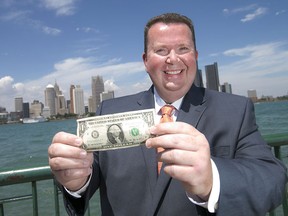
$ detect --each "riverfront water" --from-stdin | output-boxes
[0,101,287,215]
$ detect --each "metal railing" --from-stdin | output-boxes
[0,133,287,216]
[0,166,61,216]
[264,133,288,216]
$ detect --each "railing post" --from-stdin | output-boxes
[0,203,4,216]
[32,181,38,216]
[283,183,288,216]
[53,179,60,216]
[269,211,275,216]
[274,146,281,160]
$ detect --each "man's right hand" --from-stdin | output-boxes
[48,132,93,191]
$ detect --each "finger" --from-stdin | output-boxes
[53,167,92,182]
[159,149,197,166]
[146,134,200,151]
[149,122,198,136]
[163,164,193,179]
[49,156,92,171]
[48,143,88,159]
[52,131,82,147]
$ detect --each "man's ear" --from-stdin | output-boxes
[142,52,147,63]
[142,52,148,71]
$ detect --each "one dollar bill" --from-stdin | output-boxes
[77,109,156,151]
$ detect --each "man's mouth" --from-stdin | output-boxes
[164,70,182,75]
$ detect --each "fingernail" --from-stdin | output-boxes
[149,126,156,134]
[75,138,82,146]
[146,139,151,148]
[80,150,87,158]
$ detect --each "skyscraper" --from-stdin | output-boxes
[91,76,104,112]
[221,82,232,94]
[247,89,258,102]
[30,100,43,117]
[194,69,204,87]
[73,85,85,115]
[100,91,115,102]
[14,97,23,112]
[69,85,75,114]
[45,84,56,116]
[54,81,68,115]
[205,62,220,91]
[22,102,30,118]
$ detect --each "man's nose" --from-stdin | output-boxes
[165,50,179,64]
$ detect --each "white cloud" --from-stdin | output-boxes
[223,4,257,15]
[0,10,31,22]
[0,58,147,112]
[218,41,288,97]
[223,4,268,23]
[42,0,78,16]
[0,10,61,36]
[275,10,286,16]
[104,80,120,92]
[240,7,268,23]
[42,26,61,35]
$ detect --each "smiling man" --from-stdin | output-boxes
[48,13,287,216]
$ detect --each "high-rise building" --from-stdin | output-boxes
[100,91,114,102]
[247,89,258,102]
[30,100,43,117]
[194,69,204,87]
[56,94,68,115]
[88,96,94,113]
[91,76,104,112]
[45,84,56,116]
[45,82,68,116]
[205,62,220,91]
[221,82,232,94]
[69,85,75,114]
[54,81,68,115]
[73,85,85,115]
[23,102,30,118]
[14,97,23,112]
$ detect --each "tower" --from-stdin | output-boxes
[91,76,104,112]
[45,84,56,116]
[73,85,85,115]
[69,85,75,114]
[205,62,220,91]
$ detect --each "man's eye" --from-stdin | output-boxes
[177,47,190,54]
[155,49,168,56]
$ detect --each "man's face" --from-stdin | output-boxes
[143,23,198,103]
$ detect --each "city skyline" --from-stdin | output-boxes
[1,1,288,112]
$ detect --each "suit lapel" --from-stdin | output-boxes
[177,85,207,127]
[137,87,159,197]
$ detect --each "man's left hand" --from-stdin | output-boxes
[146,121,213,201]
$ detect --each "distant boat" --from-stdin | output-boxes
[22,116,48,124]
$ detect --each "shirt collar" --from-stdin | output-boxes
[154,87,184,115]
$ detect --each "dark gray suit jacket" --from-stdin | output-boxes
[62,85,287,216]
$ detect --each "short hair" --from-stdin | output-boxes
[144,13,197,54]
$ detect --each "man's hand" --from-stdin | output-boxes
[146,122,213,201]
[48,132,93,191]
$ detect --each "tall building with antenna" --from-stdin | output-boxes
[69,85,75,114]
[91,76,104,112]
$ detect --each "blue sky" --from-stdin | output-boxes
[0,0,287,112]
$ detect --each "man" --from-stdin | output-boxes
[48,13,287,216]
